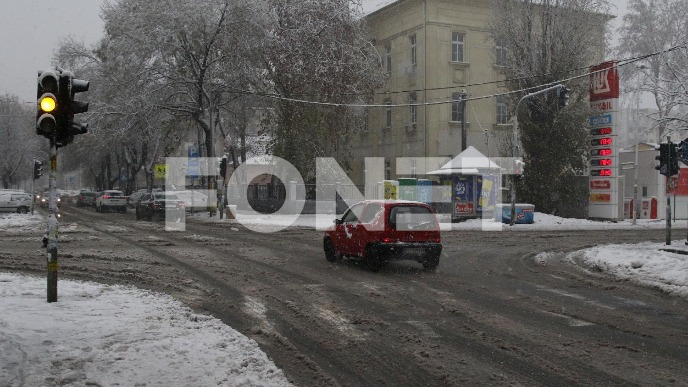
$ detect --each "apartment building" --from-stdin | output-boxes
[349,0,508,184]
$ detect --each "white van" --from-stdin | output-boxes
[0,192,33,214]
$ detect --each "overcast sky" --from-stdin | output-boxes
[0,0,628,104]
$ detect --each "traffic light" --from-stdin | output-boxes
[54,71,90,148]
[669,142,679,176]
[558,86,570,108]
[36,70,60,137]
[515,159,525,175]
[33,160,44,180]
[656,143,670,176]
[219,157,227,179]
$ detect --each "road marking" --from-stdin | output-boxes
[535,285,615,310]
[243,295,276,334]
[315,306,367,340]
[542,311,596,327]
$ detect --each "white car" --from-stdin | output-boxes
[172,190,210,211]
[95,190,128,213]
[0,192,32,214]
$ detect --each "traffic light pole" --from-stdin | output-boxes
[46,143,59,302]
[665,136,672,245]
[31,158,36,215]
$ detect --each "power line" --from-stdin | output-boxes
[236,41,688,108]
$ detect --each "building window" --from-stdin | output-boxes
[496,95,508,124]
[495,39,507,67]
[409,95,417,125]
[385,99,392,128]
[410,34,417,65]
[385,160,392,180]
[451,92,465,122]
[411,158,417,178]
[452,32,464,63]
[385,44,392,74]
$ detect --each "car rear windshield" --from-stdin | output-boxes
[389,205,438,230]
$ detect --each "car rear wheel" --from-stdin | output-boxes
[324,238,341,262]
[16,206,28,214]
[365,245,384,272]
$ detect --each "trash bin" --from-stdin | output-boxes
[623,198,634,219]
[640,197,658,219]
[398,178,417,201]
[495,203,535,224]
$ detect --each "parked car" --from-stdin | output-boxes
[95,190,128,213]
[171,190,209,212]
[135,192,185,221]
[0,192,33,214]
[127,191,147,208]
[76,191,98,208]
[323,200,442,271]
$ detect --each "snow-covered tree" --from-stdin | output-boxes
[490,0,611,216]
[0,95,46,189]
[616,0,688,141]
[261,0,385,181]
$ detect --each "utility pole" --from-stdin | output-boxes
[665,136,672,245]
[460,91,468,151]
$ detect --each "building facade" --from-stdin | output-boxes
[350,0,509,184]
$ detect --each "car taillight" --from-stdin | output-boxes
[382,237,396,243]
[433,236,441,243]
[102,195,110,199]
[180,202,186,207]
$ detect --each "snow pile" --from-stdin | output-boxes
[0,213,43,229]
[569,241,688,298]
[0,273,292,387]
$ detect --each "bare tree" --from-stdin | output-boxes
[260,0,385,182]
[0,95,46,189]
[490,0,611,216]
[616,0,688,141]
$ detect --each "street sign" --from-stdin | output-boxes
[188,145,200,178]
[154,164,166,180]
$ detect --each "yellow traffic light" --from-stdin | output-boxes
[40,95,56,113]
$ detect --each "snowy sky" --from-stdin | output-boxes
[0,0,629,104]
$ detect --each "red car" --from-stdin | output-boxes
[323,200,442,271]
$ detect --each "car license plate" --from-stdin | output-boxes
[405,248,424,256]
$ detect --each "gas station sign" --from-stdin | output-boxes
[589,61,621,219]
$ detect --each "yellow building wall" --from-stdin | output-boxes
[350,0,509,185]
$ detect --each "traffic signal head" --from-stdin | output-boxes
[36,70,60,137]
[669,143,680,176]
[33,160,44,180]
[515,159,525,175]
[219,157,228,178]
[656,143,670,176]
[558,86,570,108]
[54,71,90,148]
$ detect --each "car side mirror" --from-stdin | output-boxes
[334,218,343,225]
